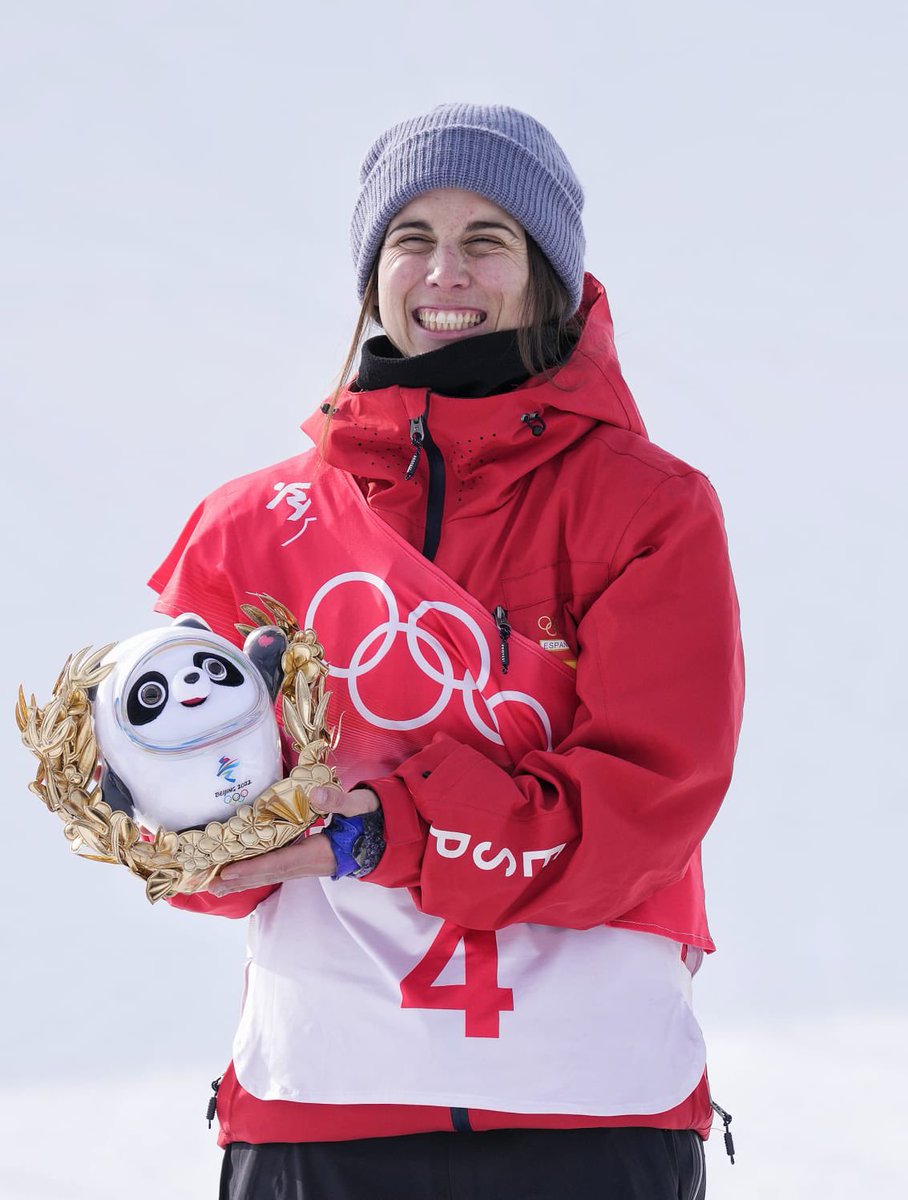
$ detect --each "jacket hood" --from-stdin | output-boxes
[550,274,646,436]
[302,274,646,509]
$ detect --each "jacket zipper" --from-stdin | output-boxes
[406,399,513,672]
[493,605,511,674]
[405,415,425,479]
[405,391,445,563]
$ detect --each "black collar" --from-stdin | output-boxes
[354,326,576,399]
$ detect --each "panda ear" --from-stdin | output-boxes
[172,613,212,632]
[99,762,135,818]
[244,626,288,701]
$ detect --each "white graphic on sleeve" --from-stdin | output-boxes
[304,572,554,749]
[428,826,566,878]
[430,828,473,858]
[267,482,317,545]
[473,842,518,877]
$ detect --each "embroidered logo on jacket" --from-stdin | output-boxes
[266,481,317,545]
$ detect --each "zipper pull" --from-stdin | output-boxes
[710,1098,735,1164]
[405,415,425,479]
[493,606,511,674]
[206,1075,223,1129]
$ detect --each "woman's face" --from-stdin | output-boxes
[376,188,530,358]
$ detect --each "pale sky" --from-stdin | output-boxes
[2,2,906,1195]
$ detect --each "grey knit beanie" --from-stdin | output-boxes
[351,103,585,313]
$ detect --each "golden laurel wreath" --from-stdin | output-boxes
[15,595,339,903]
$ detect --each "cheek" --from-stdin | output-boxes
[480,251,527,287]
[487,263,530,318]
[378,251,417,290]
[377,258,414,323]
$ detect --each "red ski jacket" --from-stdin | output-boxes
[153,274,744,1143]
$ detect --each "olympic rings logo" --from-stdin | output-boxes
[304,572,553,749]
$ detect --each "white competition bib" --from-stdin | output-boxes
[233,878,706,1114]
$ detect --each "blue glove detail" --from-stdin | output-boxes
[325,814,364,880]
[324,810,385,880]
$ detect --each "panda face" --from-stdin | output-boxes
[118,639,268,751]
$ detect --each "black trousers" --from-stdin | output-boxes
[220,1127,707,1200]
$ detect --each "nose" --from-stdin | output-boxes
[426,244,470,289]
[172,667,212,705]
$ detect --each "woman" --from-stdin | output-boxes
[152,103,743,1200]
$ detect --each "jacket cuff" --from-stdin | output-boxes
[362,774,430,889]
[363,737,465,888]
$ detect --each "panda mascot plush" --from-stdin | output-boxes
[91,613,288,833]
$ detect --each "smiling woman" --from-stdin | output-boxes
[149,102,743,1200]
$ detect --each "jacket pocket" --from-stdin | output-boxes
[500,560,609,664]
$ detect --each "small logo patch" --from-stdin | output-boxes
[539,638,570,652]
[536,617,575,667]
[266,481,317,546]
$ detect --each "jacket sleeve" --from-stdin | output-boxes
[166,885,278,919]
[364,471,744,931]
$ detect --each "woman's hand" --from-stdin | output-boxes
[209,785,381,895]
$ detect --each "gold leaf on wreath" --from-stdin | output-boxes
[16,595,338,903]
[239,603,276,628]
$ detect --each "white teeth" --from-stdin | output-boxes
[415,309,485,331]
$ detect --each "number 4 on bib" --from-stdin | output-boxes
[400,922,514,1038]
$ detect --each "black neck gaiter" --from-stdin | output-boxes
[354,325,578,399]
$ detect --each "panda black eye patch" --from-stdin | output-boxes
[127,671,169,725]
[193,652,244,687]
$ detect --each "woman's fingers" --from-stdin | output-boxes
[309,784,380,818]
[210,832,336,895]
[207,788,381,895]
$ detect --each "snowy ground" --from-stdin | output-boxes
[2,1013,905,1198]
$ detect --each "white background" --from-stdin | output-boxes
[2,1,905,1196]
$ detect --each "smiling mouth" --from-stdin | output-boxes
[181,697,206,707]
[414,308,487,332]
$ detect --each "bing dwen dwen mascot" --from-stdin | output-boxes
[17,595,336,902]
